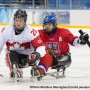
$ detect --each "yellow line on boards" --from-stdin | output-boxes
[0,24,90,29]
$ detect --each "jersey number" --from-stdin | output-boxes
[31,29,37,36]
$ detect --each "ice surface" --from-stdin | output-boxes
[0,27,90,90]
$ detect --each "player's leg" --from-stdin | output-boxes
[30,53,71,80]
[38,53,53,74]
[5,51,23,79]
[31,53,53,80]
[18,53,29,68]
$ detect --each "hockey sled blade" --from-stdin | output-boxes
[46,71,65,79]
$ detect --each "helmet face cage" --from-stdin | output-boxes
[14,9,27,22]
[43,15,57,25]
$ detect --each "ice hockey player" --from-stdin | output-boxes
[0,9,53,80]
[36,14,89,78]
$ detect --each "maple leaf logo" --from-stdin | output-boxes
[9,43,25,50]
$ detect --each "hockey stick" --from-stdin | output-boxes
[79,30,90,48]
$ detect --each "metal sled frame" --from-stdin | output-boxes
[11,64,23,82]
[46,66,66,79]
[30,64,68,81]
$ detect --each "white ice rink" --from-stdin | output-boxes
[0,27,90,90]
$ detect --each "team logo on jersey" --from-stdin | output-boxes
[6,42,30,51]
[9,43,25,50]
[46,42,59,55]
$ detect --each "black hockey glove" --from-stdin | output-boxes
[79,33,89,45]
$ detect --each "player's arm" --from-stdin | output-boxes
[64,29,89,47]
[31,35,46,58]
[63,29,78,46]
[30,29,46,57]
[0,27,7,53]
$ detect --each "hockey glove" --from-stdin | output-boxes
[47,49,54,56]
[79,32,89,45]
[28,52,41,65]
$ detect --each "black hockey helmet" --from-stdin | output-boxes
[14,9,27,22]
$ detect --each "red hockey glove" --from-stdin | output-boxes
[28,52,41,65]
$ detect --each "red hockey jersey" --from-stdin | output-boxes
[38,28,78,56]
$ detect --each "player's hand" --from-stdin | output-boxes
[47,49,54,56]
[28,52,41,64]
[29,53,37,61]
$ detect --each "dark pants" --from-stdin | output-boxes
[9,51,29,68]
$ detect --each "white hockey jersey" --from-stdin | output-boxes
[0,25,46,57]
